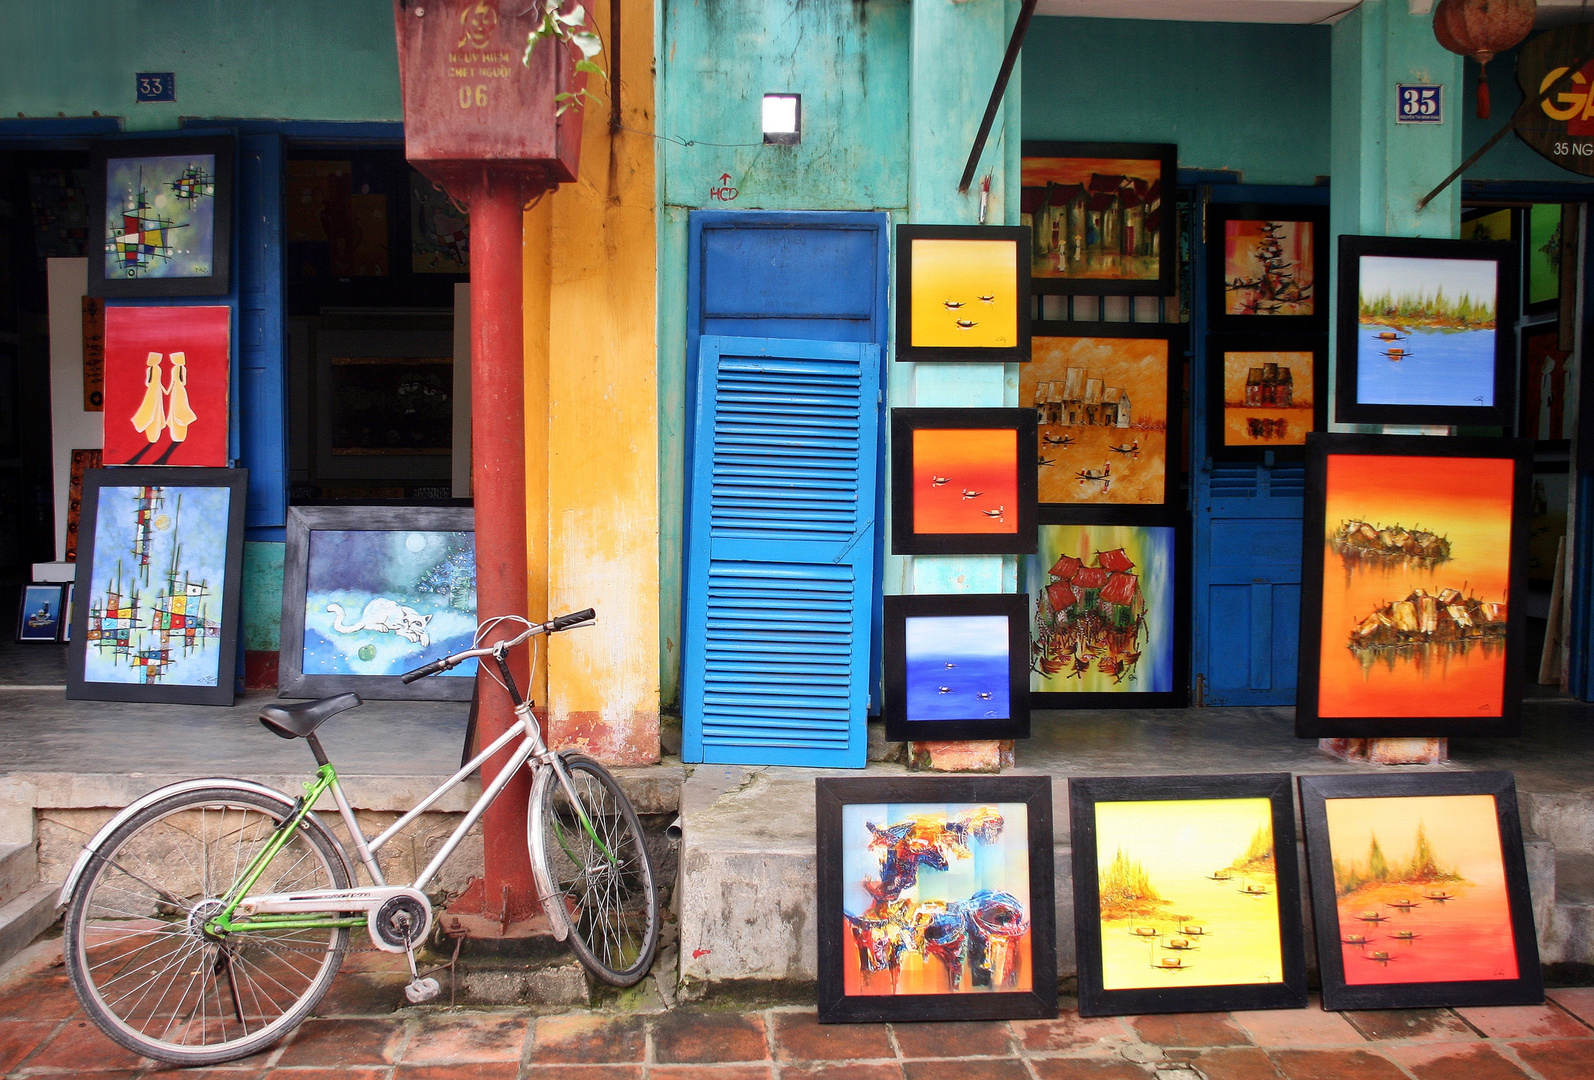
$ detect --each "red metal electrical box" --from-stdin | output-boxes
[393,0,585,192]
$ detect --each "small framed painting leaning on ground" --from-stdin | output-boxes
[1335,234,1518,427]
[17,584,65,643]
[816,775,1057,1023]
[890,408,1038,556]
[1298,771,1543,1011]
[1070,773,1308,1017]
[894,224,1031,363]
[883,593,1030,743]
[1295,433,1531,739]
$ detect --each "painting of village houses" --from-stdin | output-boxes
[1022,334,1171,506]
[1217,346,1318,450]
[1021,143,1174,292]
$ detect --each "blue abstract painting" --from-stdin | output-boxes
[904,615,1012,723]
[103,153,218,281]
[301,529,477,678]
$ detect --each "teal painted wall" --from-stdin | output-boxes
[241,541,285,652]
[1022,17,1333,186]
[2,0,401,129]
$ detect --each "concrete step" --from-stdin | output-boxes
[1543,850,1594,965]
[0,883,60,970]
[0,842,37,908]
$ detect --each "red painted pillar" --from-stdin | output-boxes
[465,169,540,914]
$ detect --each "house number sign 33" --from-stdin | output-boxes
[135,73,175,104]
[1396,84,1442,124]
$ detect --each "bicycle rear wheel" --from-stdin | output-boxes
[63,785,351,1065]
[530,752,660,986]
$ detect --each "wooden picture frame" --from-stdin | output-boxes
[1070,773,1308,1017]
[1298,771,1543,1011]
[88,135,234,298]
[17,584,65,643]
[1205,203,1328,331]
[67,468,247,705]
[1025,323,1180,508]
[1335,234,1518,427]
[1028,506,1189,708]
[1205,334,1325,461]
[883,592,1030,742]
[890,408,1038,555]
[1296,433,1531,739]
[894,224,1031,363]
[280,505,477,701]
[816,774,1057,1023]
[1020,141,1177,296]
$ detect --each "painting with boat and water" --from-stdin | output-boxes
[817,776,1057,1023]
[1071,774,1307,1016]
[894,224,1030,363]
[1335,235,1517,427]
[890,408,1038,556]
[884,593,1029,742]
[1300,772,1543,1010]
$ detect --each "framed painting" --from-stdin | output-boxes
[280,505,478,701]
[883,593,1029,742]
[1526,202,1562,314]
[816,774,1056,1023]
[17,584,65,643]
[1020,141,1177,296]
[1296,434,1531,739]
[1206,203,1327,331]
[66,468,247,705]
[1520,328,1570,443]
[1459,206,1515,245]
[1335,235,1518,427]
[1206,335,1325,461]
[88,135,234,298]
[1071,773,1307,1017]
[102,305,230,467]
[1023,325,1178,508]
[894,225,1031,363]
[1027,508,1188,708]
[890,408,1038,555]
[1298,771,1543,1011]
[65,449,103,562]
[62,584,75,643]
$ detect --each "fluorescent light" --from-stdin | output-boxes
[762,94,800,144]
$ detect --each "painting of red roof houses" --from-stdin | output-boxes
[1022,146,1172,287]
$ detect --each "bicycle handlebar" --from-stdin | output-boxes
[399,608,597,683]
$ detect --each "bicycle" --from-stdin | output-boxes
[57,608,661,1066]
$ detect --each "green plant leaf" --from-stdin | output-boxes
[575,58,607,79]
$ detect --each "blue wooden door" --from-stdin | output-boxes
[236,133,287,536]
[1190,185,1326,706]
[682,335,881,767]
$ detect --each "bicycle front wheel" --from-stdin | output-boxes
[63,785,352,1066]
[530,753,660,986]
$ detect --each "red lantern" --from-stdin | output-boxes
[1433,0,1538,118]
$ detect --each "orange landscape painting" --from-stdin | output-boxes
[1317,454,1515,719]
[912,428,1020,535]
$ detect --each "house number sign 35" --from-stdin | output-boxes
[1396,84,1442,124]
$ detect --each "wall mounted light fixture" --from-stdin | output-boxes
[762,94,800,144]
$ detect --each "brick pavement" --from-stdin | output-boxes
[4,940,1594,1079]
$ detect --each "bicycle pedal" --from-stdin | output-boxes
[404,976,442,1004]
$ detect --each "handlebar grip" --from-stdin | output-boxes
[550,608,596,632]
[401,658,450,683]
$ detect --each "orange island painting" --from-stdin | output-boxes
[1316,452,1515,720]
[1094,798,1286,991]
[1324,794,1517,986]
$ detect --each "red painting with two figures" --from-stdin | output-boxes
[102,306,230,467]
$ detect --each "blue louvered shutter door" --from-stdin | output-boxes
[682,335,881,768]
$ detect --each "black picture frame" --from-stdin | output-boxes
[816,774,1057,1023]
[1028,505,1190,709]
[1205,203,1328,331]
[1296,433,1531,739]
[1205,333,1326,462]
[1334,234,1518,427]
[1027,321,1182,509]
[17,584,65,643]
[280,505,477,701]
[1070,772,1308,1017]
[67,468,247,705]
[88,135,235,298]
[894,224,1032,363]
[1020,141,1177,297]
[883,592,1030,742]
[1298,771,1544,1012]
[890,408,1038,555]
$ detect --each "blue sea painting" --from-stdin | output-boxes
[904,615,1011,722]
[302,530,478,678]
[1356,325,1496,407]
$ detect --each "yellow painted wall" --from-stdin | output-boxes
[524,0,659,765]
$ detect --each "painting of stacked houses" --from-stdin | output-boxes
[81,483,231,686]
[1021,148,1169,286]
[1021,335,1170,505]
[1221,349,1316,448]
